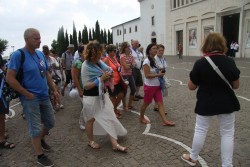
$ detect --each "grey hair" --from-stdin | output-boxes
[24,28,39,40]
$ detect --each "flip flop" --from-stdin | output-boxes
[181,154,197,166]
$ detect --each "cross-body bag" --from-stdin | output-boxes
[204,56,232,89]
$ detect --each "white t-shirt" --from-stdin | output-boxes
[131,48,144,69]
[143,58,160,86]
[154,55,167,70]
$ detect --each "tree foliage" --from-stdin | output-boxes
[0,38,8,56]
[55,20,113,52]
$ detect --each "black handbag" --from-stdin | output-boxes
[52,74,61,84]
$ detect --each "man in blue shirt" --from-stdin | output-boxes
[6,28,59,167]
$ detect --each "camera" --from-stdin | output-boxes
[161,69,166,73]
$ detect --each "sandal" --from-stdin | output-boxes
[0,140,15,149]
[112,144,128,153]
[181,154,197,166]
[140,117,150,124]
[114,110,122,119]
[162,121,175,126]
[88,141,100,149]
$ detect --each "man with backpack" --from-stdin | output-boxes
[6,28,59,167]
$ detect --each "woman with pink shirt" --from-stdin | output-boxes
[120,42,137,110]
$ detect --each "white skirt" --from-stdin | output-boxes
[82,93,127,139]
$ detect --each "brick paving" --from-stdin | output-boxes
[1,56,250,167]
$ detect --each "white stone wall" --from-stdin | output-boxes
[112,0,250,57]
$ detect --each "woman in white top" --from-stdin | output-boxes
[140,43,175,126]
[154,44,169,113]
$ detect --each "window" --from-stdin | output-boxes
[117,29,119,36]
[173,0,176,8]
[152,16,155,26]
[120,30,121,35]
[129,27,131,33]
[186,0,189,4]
[124,28,126,34]
[181,0,184,5]
[135,26,137,32]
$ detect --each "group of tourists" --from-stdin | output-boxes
[0,27,240,167]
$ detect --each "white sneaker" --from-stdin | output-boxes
[80,125,85,130]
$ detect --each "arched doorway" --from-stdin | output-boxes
[151,31,157,44]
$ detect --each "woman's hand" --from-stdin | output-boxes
[100,71,111,81]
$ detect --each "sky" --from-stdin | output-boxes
[0,0,140,57]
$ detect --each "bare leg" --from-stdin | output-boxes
[140,102,150,124]
[157,102,174,126]
[85,118,95,141]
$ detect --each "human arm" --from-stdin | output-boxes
[232,79,239,89]
[143,64,164,79]
[72,65,83,97]
[83,71,111,90]
[188,79,198,90]
[6,69,34,99]
[46,71,60,101]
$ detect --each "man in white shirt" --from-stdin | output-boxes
[131,40,144,100]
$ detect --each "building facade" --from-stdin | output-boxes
[111,0,250,58]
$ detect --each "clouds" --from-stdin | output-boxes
[0,0,140,56]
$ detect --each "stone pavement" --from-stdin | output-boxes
[1,56,250,167]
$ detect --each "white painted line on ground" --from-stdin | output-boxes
[169,66,191,71]
[241,76,250,78]
[10,102,21,108]
[169,79,187,86]
[237,95,250,102]
[130,109,208,167]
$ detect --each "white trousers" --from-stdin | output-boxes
[190,113,235,167]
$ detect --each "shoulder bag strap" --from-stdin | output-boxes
[204,56,232,89]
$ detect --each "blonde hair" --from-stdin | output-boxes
[84,40,103,62]
[119,42,130,54]
[200,32,228,54]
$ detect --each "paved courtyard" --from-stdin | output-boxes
[1,56,250,167]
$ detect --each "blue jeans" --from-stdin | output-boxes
[21,97,55,137]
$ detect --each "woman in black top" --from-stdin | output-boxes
[181,33,240,167]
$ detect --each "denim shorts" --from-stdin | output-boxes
[21,97,55,137]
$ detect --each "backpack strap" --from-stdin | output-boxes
[17,49,25,83]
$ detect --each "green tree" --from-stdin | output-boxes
[51,40,58,52]
[95,20,101,42]
[57,26,66,56]
[82,25,89,44]
[0,38,8,56]
[89,28,92,41]
[72,22,78,52]
[108,29,112,44]
[78,30,82,44]
[65,30,69,49]
[103,29,107,44]
[92,28,96,40]
[70,34,73,45]
[100,29,104,43]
